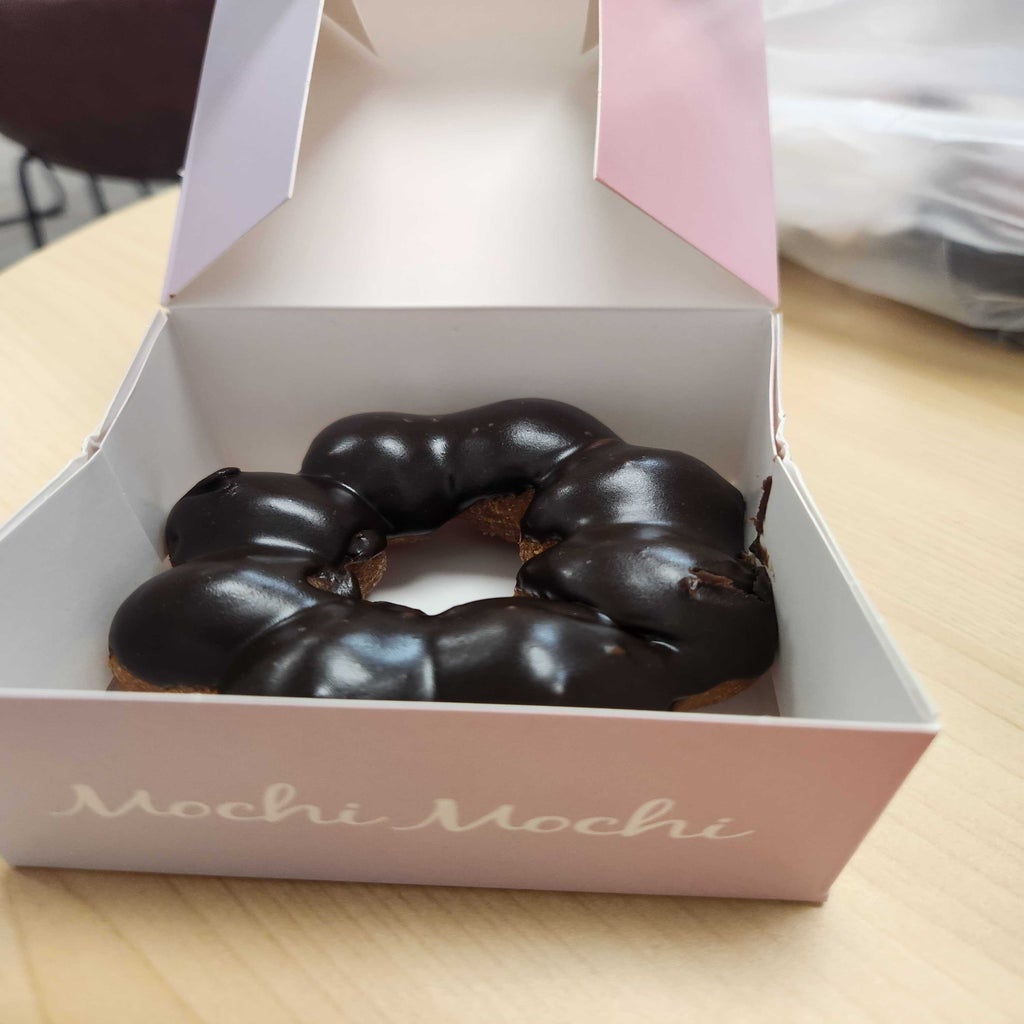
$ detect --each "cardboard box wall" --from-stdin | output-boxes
[0,0,937,901]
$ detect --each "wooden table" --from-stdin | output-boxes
[0,192,1021,1023]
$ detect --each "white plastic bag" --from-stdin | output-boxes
[765,0,1024,339]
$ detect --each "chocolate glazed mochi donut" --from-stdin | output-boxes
[109,399,777,711]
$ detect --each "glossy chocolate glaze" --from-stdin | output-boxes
[166,469,389,566]
[521,440,746,552]
[301,398,617,534]
[222,602,435,701]
[223,598,700,709]
[109,399,777,708]
[516,524,776,686]
[109,556,337,690]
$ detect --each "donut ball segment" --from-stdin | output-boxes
[516,524,778,705]
[108,402,777,710]
[164,467,389,571]
[218,599,688,710]
[299,400,617,535]
[109,555,341,693]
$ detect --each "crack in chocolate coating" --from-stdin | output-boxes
[109,399,777,708]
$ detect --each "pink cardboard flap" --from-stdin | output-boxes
[597,0,778,305]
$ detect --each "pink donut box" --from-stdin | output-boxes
[0,0,936,902]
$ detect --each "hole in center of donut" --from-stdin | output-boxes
[371,518,524,615]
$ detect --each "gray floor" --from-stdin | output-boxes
[0,134,168,269]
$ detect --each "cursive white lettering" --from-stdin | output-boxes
[573,816,622,835]
[619,798,707,839]
[259,783,381,826]
[168,800,211,819]
[337,803,388,827]
[699,817,755,840]
[51,785,170,818]
[49,785,754,841]
[520,815,571,833]
[217,801,260,821]
[392,799,521,833]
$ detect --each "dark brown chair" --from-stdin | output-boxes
[0,0,214,245]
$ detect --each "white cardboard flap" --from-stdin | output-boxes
[323,0,374,52]
[168,0,777,309]
[768,464,936,723]
[163,0,325,301]
[0,455,162,693]
[346,0,592,79]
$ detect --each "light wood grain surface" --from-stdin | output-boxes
[0,192,1021,1023]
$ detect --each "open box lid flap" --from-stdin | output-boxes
[164,0,778,308]
[163,0,326,304]
[595,0,778,306]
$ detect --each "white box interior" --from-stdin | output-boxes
[0,0,934,731]
[172,5,768,309]
[0,306,934,729]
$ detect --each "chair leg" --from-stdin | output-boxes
[2,152,68,249]
[87,175,109,215]
[18,152,47,248]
